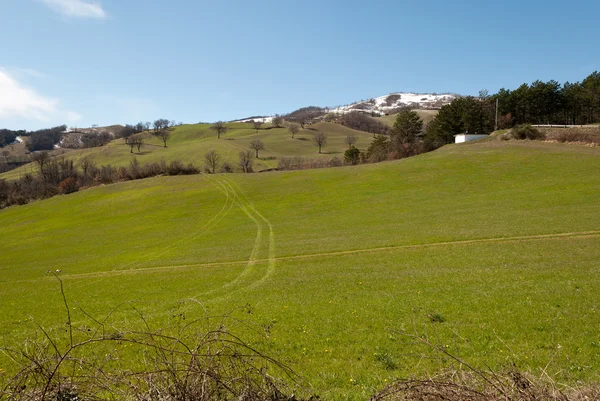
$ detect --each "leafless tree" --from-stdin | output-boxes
[249,139,265,158]
[312,131,327,153]
[32,151,50,171]
[211,121,228,139]
[204,150,221,174]
[238,150,253,173]
[153,128,171,147]
[272,114,284,128]
[128,134,144,153]
[296,111,310,128]
[345,134,358,148]
[252,120,263,133]
[153,119,170,133]
[287,123,300,138]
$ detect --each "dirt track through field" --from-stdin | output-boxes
[40,229,600,283]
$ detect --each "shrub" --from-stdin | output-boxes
[344,146,361,165]
[509,124,545,140]
[220,162,234,173]
[329,157,343,167]
[58,177,79,194]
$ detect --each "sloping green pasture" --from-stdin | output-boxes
[0,122,373,180]
[0,141,599,400]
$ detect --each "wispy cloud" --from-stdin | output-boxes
[0,68,80,124]
[40,0,107,19]
[10,67,47,79]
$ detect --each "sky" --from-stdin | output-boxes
[1,0,599,130]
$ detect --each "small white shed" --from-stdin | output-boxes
[455,134,488,143]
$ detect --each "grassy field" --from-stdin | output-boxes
[377,109,439,127]
[0,122,374,180]
[1,140,599,399]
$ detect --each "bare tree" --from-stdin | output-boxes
[249,139,265,158]
[204,150,221,174]
[211,121,228,139]
[252,120,263,133]
[272,114,284,128]
[153,129,171,147]
[153,119,170,133]
[128,134,144,153]
[344,134,358,148]
[238,150,253,173]
[32,151,50,171]
[296,111,310,128]
[312,131,327,153]
[287,123,300,138]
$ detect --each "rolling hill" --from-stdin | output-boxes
[0,121,375,180]
[1,140,599,399]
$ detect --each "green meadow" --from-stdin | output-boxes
[1,140,599,400]
[0,121,373,181]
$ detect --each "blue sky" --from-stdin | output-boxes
[1,0,599,130]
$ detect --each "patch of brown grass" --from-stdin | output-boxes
[541,127,600,146]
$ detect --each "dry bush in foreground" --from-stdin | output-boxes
[0,276,302,401]
[372,326,600,401]
[372,374,600,401]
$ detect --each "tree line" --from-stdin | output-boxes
[425,71,600,147]
[0,153,199,210]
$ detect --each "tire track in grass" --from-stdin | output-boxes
[115,174,235,271]
[202,177,265,294]
[193,178,274,301]
[222,177,276,289]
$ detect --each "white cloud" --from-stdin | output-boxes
[10,67,47,79]
[0,69,58,121]
[0,69,81,124]
[40,0,107,19]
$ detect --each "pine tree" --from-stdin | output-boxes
[391,110,423,145]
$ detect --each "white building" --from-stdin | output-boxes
[455,133,488,143]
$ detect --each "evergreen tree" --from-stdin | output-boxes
[390,110,423,146]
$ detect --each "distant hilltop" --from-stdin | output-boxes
[331,92,458,116]
[234,92,459,123]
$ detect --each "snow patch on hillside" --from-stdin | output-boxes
[331,92,458,116]
[232,92,458,123]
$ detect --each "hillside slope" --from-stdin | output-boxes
[0,122,375,180]
[1,141,599,399]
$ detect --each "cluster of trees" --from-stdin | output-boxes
[495,72,600,126]
[365,110,427,162]
[0,154,198,210]
[121,118,177,152]
[0,129,23,147]
[425,96,494,147]
[284,106,326,128]
[425,71,600,147]
[339,112,389,136]
[26,125,67,152]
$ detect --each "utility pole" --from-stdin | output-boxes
[494,98,499,131]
